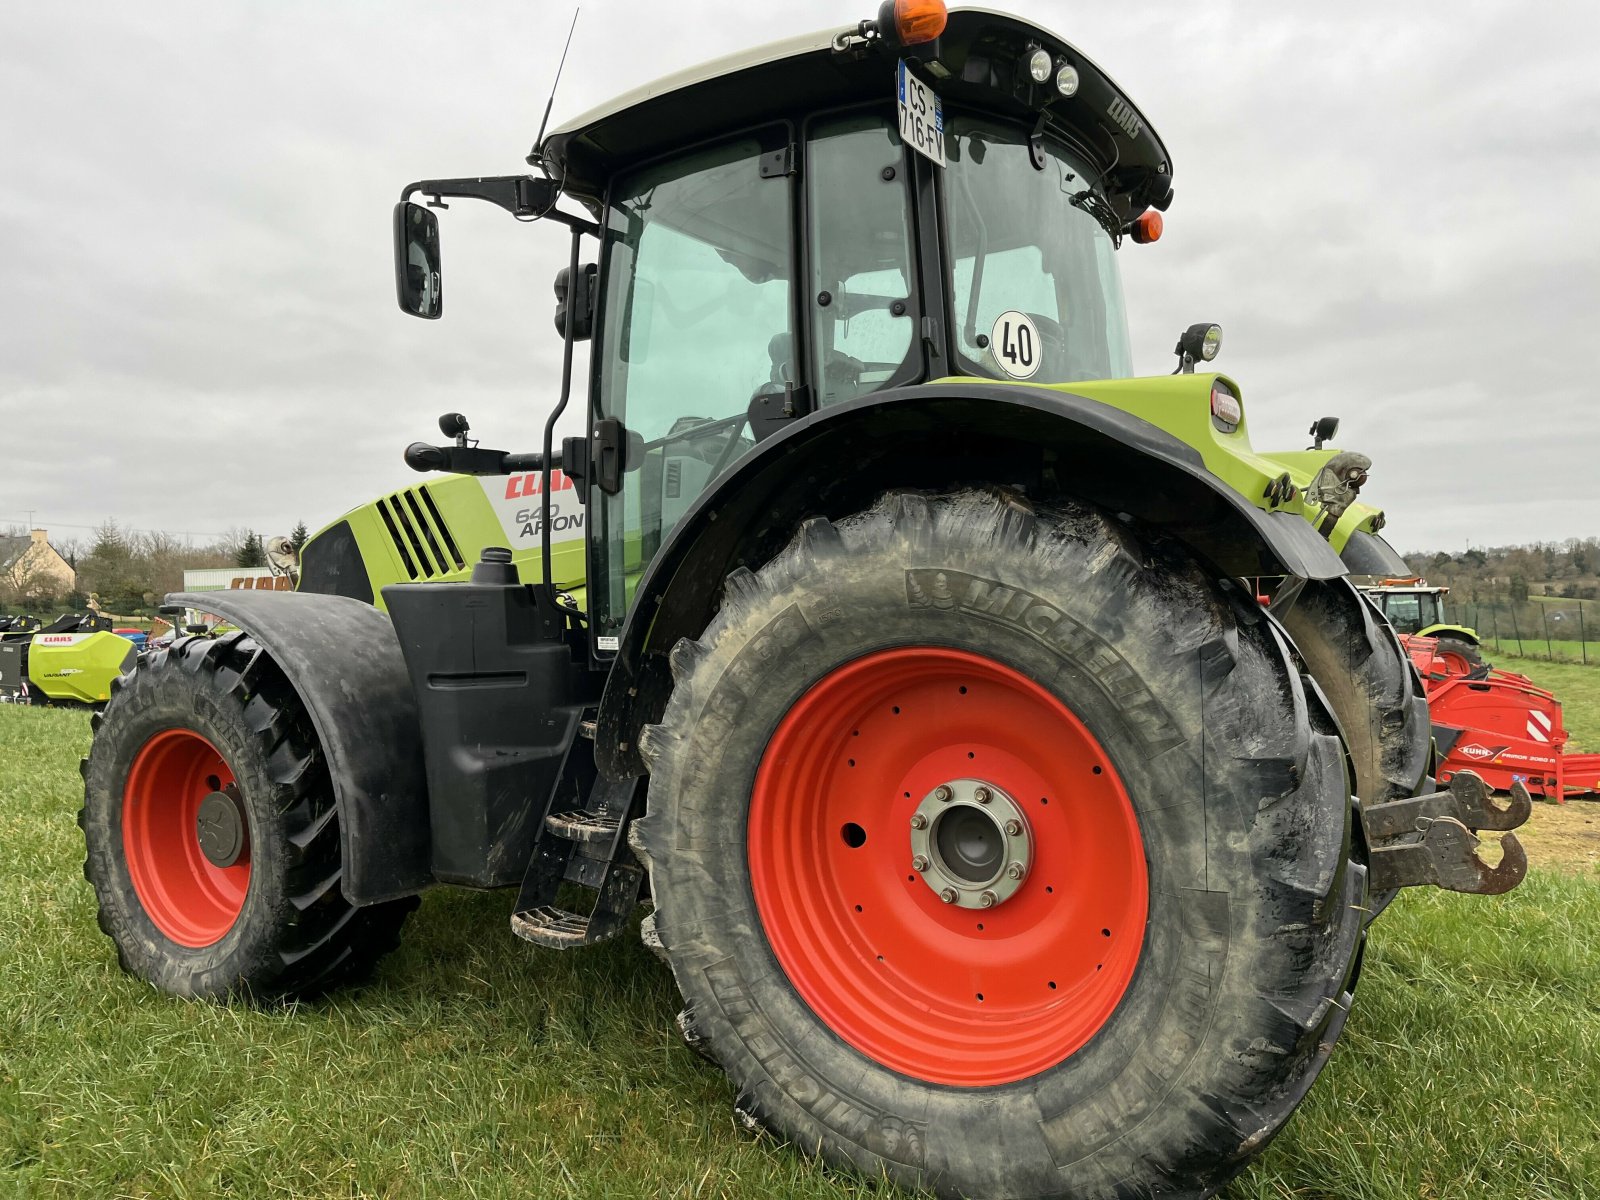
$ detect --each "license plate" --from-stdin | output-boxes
[897,60,944,167]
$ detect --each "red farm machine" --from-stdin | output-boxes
[74,5,1531,1198]
[1401,634,1600,801]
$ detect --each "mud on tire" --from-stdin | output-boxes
[1278,580,1432,920]
[80,631,416,1000]
[636,489,1368,1200]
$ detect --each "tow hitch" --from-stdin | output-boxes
[1365,771,1530,895]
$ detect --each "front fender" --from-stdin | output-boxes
[594,382,1348,779]
[167,591,430,904]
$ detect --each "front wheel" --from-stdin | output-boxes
[81,632,416,1000]
[637,490,1366,1200]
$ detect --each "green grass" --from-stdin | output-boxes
[4,707,1599,1200]
[1480,637,1600,668]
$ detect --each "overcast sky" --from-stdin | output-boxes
[2,1,1596,554]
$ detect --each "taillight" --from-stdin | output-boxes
[1210,380,1241,433]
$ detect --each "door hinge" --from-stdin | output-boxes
[759,144,797,179]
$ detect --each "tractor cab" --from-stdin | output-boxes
[389,5,1179,641]
[1366,580,1449,635]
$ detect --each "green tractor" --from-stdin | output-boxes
[1358,578,1486,673]
[81,6,1528,1197]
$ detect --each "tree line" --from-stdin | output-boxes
[1,520,310,616]
[1401,536,1599,602]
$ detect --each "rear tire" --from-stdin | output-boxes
[637,490,1366,1200]
[80,632,416,1000]
[1433,636,1486,676]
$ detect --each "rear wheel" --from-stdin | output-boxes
[1433,636,1486,676]
[81,632,416,999]
[637,490,1366,1200]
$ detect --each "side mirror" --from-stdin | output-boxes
[553,262,597,340]
[393,201,442,319]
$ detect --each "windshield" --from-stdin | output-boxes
[944,115,1132,383]
[1384,593,1422,632]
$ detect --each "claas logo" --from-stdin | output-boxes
[504,470,575,499]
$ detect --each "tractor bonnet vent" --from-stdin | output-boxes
[376,485,467,580]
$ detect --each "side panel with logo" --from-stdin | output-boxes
[27,632,137,704]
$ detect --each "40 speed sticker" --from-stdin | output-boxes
[990,310,1042,380]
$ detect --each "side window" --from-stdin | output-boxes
[600,139,794,440]
[593,131,795,632]
[808,113,918,406]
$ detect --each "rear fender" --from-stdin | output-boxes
[1419,624,1479,644]
[594,382,1349,779]
[167,591,430,904]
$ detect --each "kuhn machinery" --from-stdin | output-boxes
[79,6,1528,1198]
[1401,634,1600,800]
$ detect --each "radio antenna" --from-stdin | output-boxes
[526,8,581,169]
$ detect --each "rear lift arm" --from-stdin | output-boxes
[1363,771,1530,895]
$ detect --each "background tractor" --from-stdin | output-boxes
[79,5,1527,1198]
[1359,577,1485,673]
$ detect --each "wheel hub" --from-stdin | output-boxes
[196,786,248,868]
[910,778,1031,908]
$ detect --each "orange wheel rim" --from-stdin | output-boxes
[122,729,250,947]
[748,647,1148,1086]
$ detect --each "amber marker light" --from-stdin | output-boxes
[1130,210,1163,244]
[893,0,948,45]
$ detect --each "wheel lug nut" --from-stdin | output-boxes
[979,890,997,908]
[1003,819,1021,836]
[974,786,991,804]
[910,813,928,829]
[939,887,958,904]
[1006,861,1024,880]
[912,854,930,872]
[934,785,952,802]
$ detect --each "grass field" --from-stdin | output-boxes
[1480,638,1600,670]
[4,704,1599,1200]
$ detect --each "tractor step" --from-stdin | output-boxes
[545,808,622,843]
[1364,771,1530,895]
[510,771,646,951]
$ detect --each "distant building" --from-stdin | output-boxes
[181,568,291,593]
[0,529,76,602]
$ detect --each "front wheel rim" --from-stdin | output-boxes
[748,647,1149,1087]
[122,729,251,947]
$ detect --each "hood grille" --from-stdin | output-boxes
[376,485,466,579]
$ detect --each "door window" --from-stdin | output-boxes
[592,130,794,632]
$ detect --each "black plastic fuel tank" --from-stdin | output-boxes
[383,552,600,888]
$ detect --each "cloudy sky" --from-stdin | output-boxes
[2,1,1596,554]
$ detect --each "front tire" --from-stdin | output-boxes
[81,632,416,1000]
[637,490,1366,1200]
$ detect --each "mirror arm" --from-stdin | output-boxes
[403,443,560,476]
[400,176,597,233]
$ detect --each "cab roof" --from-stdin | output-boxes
[542,7,1172,224]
